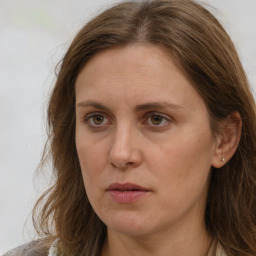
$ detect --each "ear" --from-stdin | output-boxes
[211,111,242,168]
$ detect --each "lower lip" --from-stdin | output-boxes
[108,190,149,203]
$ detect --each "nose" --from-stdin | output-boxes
[108,125,142,169]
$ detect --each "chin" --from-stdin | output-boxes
[101,210,160,237]
[109,223,151,237]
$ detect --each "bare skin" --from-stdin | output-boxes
[75,44,240,256]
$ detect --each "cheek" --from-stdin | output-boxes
[147,142,212,220]
[148,129,214,193]
[76,136,108,189]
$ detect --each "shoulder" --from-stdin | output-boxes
[2,239,50,256]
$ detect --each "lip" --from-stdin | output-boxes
[106,183,150,204]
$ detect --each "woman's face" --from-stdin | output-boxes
[75,45,219,237]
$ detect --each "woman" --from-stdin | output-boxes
[4,0,256,255]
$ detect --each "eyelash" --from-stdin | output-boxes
[84,112,111,129]
[84,111,172,129]
[143,112,171,128]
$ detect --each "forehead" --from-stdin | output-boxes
[87,44,178,70]
[76,45,184,91]
[75,44,207,114]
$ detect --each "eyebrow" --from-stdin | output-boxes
[76,100,184,112]
[134,102,184,111]
[76,101,110,111]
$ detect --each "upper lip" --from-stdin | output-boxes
[107,183,149,191]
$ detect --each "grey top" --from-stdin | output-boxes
[2,240,49,256]
[2,238,227,256]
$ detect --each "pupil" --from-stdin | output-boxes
[93,115,104,125]
[151,115,162,125]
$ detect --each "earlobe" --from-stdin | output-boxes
[211,111,242,168]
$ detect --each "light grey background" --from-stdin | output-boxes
[1,0,256,253]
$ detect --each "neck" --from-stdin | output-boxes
[101,220,213,256]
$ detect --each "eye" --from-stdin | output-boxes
[149,115,165,125]
[91,115,105,125]
[85,113,110,128]
[145,113,171,127]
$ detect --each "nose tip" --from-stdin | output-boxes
[108,146,142,169]
[108,157,136,169]
[108,131,142,169]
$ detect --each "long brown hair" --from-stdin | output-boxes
[33,0,256,255]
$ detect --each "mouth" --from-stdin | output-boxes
[107,182,149,191]
[106,183,150,203]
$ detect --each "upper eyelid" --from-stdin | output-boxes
[84,110,171,118]
[143,111,172,120]
[84,111,110,119]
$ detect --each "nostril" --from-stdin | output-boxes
[108,145,143,169]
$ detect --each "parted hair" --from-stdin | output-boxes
[33,0,256,255]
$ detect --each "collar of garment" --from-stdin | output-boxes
[207,239,227,256]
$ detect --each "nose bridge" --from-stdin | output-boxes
[108,120,141,168]
[112,121,134,154]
